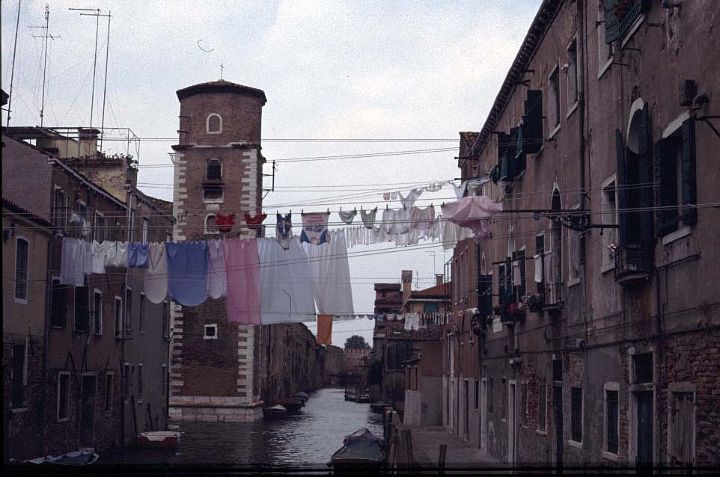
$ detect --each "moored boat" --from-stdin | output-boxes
[263,404,287,420]
[136,431,182,449]
[276,399,304,415]
[329,427,385,472]
[293,391,309,402]
[369,402,390,413]
[25,448,99,466]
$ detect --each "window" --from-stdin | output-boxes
[11,340,28,408]
[568,205,581,285]
[122,363,131,398]
[552,358,563,382]
[538,382,547,432]
[93,289,103,335]
[501,378,507,419]
[655,118,697,237]
[205,214,219,235]
[204,323,218,340]
[512,249,526,302]
[114,296,123,338]
[94,212,105,242]
[139,293,146,332]
[535,233,545,293]
[137,364,144,398]
[57,372,70,421]
[14,237,29,302]
[603,0,649,44]
[597,2,614,76]
[125,288,132,333]
[51,277,67,327]
[162,301,169,339]
[601,178,618,270]
[633,352,653,383]
[605,388,619,455]
[548,66,560,133]
[571,387,583,443]
[161,364,167,396]
[53,187,67,230]
[207,159,222,180]
[104,373,113,411]
[566,39,578,111]
[74,286,90,333]
[142,218,149,243]
[203,185,224,203]
[206,113,222,134]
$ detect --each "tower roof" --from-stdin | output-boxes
[176,79,267,104]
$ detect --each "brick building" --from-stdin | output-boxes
[169,80,269,422]
[447,0,720,467]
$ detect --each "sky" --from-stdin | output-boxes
[1,0,542,346]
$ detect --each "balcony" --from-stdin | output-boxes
[614,244,652,288]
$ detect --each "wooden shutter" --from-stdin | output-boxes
[681,118,697,225]
[603,0,621,43]
[498,264,506,305]
[523,90,543,153]
[654,139,679,236]
[615,129,629,246]
[638,104,655,247]
[514,126,526,175]
[499,132,513,182]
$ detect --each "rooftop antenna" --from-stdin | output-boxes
[69,7,101,127]
[29,4,60,127]
[220,63,224,80]
[5,0,22,128]
[98,10,112,153]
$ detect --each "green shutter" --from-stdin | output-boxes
[654,139,679,237]
[616,129,629,245]
[681,118,697,225]
[604,0,621,44]
[638,104,655,245]
[514,125,526,175]
[523,90,543,154]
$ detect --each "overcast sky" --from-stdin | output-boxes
[2,0,541,346]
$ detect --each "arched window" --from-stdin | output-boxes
[207,159,222,180]
[549,188,562,304]
[204,215,219,235]
[206,113,222,134]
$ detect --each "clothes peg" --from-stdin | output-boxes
[326,208,330,214]
[385,204,389,210]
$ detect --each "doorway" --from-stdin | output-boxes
[508,381,516,465]
[80,375,97,447]
[553,384,563,467]
[636,391,654,465]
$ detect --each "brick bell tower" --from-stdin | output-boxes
[169,80,267,422]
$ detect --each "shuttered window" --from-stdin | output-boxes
[571,387,583,443]
[603,0,650,44]
[74,286,90,333]
[669,391,695,465]
[655,118,697,236]
[523,90,543,153]
[14,238,29,301]
[51,278,67,328]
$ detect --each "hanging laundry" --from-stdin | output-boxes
[513,259,521,286]
[105,241,128,268]
[389,207,409,235]
[276,213,292,249]
[207,239,227,299]
[360,207,377,229]
[316,314,333,345]
[60,238,86,286]
[299,212,330,245]
[383,192,391,201]
[144,242,168,304]
[441,195,503,241]
[216,213,235,233]
[424,182,443,193]
[390,191,398,200]
[91,240,109,274]
[404,312,420,331]
[381,208,394,234]
[399,188,423,208]
[338,208,357,225]
[302,231,354,316]
[128,242,150,268]
[409,205,435,232]
[452,181,468,199]
[166,241,209,306]
[244,212,267,230]
[534,254,543,283]
[467,177,491,194]
[224,238,261,325]
[258,237,316,324]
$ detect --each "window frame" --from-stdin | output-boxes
[603,382,620,460]
[204,323,218,340]
[93,288,103,336]
[547,65,561,137]
[14,236,30,303]
[204,214,220,235]
[124,287,133,333]
[203,185,224,204]
[569,386,584,446]
[94,211,105,242]
[207,159,222,180]
[567,203,582,287]
[50,276,66,328]
[142,217,149,243]
[52,186,68,231]
[206,113,223,134]
[597,1,614,79]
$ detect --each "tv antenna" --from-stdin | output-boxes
[29,4,61,127]
[6,0,22,128]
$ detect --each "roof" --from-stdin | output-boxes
[462,0,561,164]
[2,198,53,228]
[176,80,267,104]
[409,282,450,299]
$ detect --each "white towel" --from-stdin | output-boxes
[207,239,227,299]
[534,254,543,283]
[144,243,168,304]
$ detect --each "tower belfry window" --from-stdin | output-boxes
[207,159,222,180]
[206,113,222,134]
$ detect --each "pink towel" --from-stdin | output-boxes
[223,238,261,325]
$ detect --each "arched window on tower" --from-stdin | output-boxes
[207,159,222,180]
[206,113,222,134]
[205,215,219,235]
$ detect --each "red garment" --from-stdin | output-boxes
[244,213,267,230]
[216,213,235,232]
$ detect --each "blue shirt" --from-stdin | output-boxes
[165,241,208,306]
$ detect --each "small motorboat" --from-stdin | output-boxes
[369,402,390,413]
[329,427,384,472]
[136,431,182,449]
[26,448,99,466]
[263,404,287,420]
[293,391,309,402]
[276,399,304,415]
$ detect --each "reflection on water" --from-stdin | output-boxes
[102,388,383,466]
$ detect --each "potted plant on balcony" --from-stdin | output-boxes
[523,293,544,313]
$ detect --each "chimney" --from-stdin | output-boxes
[401,270,413,302]
[435,274,444,286]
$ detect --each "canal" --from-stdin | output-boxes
[101,387,383,466]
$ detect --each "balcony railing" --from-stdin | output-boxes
[614,244,652,287]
